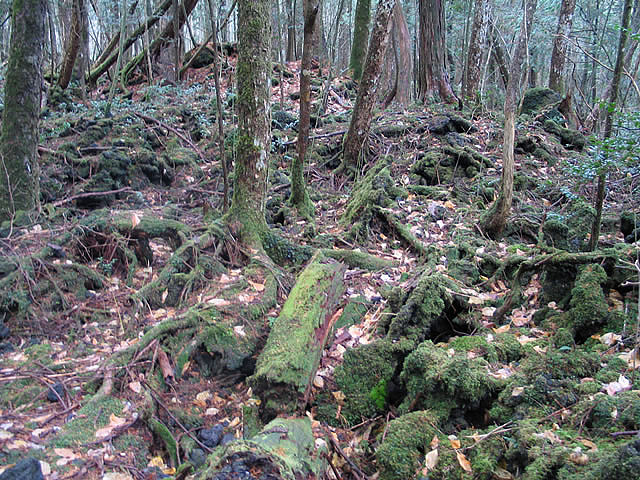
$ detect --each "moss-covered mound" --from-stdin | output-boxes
[375,411,445,480]
[342,157,406,242]
[333,339,402,425]
[400,340,501,416]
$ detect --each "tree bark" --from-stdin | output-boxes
[0,0,46,221]
[57,0,84,89]
[226,0,271,246]
[207,0,228,212]
[290,0,318,219]
[480,0,537,238]
[383,1,411,107]
[342,0,396,168]
[250,254,345,417]
[417,0,457,104]
[589,0,633,251]
[463,0,491,100]
[349,0,371,81]
[548,0,576,93]
[285,0,296,61]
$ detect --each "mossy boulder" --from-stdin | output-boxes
[411,146,490,185]
[382,272,463,348]
[544,119,586,151]
[400,340,501,414]
[521,87,562,116]
[564,264,609,341]
[375,410,446,480]
[620,211,639,243]
[184,46,216,69]
[333,339,401,425]
[342,158,406,242]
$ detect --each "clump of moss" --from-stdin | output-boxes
[333,339,400,425]
[564,264,609,341]
[342,157,406,242]
[448,335,499,363]
[375,410,444,480]
[400,340,500,414]
[544,119,586,150]
[382,272,460,347]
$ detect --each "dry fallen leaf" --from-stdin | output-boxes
[456,450,472,472]
[247,279,265,292]
[128,381,142,394]
[448,435,461,449]
[569,450,589,465]
[424,449,439,470]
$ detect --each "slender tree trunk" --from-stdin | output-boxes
[480,0,537,238]
[342,0,396,169]
[548,0,576,93]
[173,0,180,82]
[349,0,370,81]
[207,0,228,211]
[417,0,457,104]
[589,0,633,251]
[463,0,491,100]
[290,0,318,219]
[0,0,47,221]
[285,0,296,61]
[105,0,127,115]
[226,0,271,246]
[57,0,84,89]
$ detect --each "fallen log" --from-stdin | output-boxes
[250,253,346,418]
[199,417,324,480]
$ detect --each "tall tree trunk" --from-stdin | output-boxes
[342,0,395,169]
[290,0,318,219]
[589,0,633,251]
[548,0,576,93]
[463,0,491,100]
[417,0,457,104]
[173,0,180,82]
[480,0,537,238]
[207,0,228,211]
[0,0,47,221]
[349,0,370,81]
[285,0,296,61]
[382,2,411,107]
[57,0,84,89]
[226,0,271,246]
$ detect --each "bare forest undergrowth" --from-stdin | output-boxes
[1,51,640,480]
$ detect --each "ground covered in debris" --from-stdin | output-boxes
[0,54,639,480]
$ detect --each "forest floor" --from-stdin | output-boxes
[0,52,639,480]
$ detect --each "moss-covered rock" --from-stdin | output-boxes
[400,340,501,415]
[564,264,609,341]
[342,157,406,242]
[382,272,463,347]
[376,411,447,480]
[521,87,562,116]
[544,119,586,150]
[333,339,401,425]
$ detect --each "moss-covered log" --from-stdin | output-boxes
[199,417,324,480]
[250,254,346,418]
